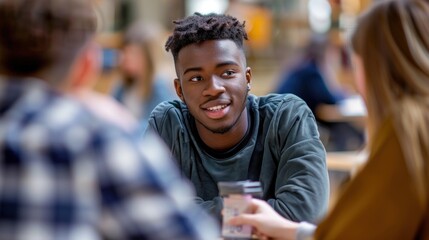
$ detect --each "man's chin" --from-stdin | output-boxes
[208,125,233,134]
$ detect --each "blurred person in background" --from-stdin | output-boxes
[229,0,429,239]
[0,0,218,239]
[113,20,177,133]
[274,34,365,151]
[145,12,329,224]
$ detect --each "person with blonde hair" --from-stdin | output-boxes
[114,20,177,133]
[229,0,429,239]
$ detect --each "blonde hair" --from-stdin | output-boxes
[351,0,429,202]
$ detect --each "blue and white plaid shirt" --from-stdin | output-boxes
[0,77,218,240]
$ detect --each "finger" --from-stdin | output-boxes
[228,214,259,226]
[245,200,259,213]
[256,231,269,240]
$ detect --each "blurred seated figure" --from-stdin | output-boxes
[113,20,177,133]
[274,34,365,151]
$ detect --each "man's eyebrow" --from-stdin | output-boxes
[183,61,240,75]
[183,67,202,75]
[216,61,240,68]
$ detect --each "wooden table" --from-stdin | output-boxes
[327,150,367,173]
[316,95,367,129]
[326,150,367,208]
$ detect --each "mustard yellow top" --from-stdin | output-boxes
[315,118,429,239]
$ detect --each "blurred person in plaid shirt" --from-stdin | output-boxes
[0,0,218,239]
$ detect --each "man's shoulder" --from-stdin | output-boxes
[1,81,129,156]
[4,80,94,130]
[41,94,126,139]
[150,99,187,122]
[249,94,315,130]
[147,99,191,140]
[250,93,309,112]
[41,94,106,131]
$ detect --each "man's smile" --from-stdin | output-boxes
[205,104,228,111]
[203,104,230,119]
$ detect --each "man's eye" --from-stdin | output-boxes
[190,76,203,82]
[222,70,235,77]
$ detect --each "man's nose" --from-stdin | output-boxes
[202,76,226,96]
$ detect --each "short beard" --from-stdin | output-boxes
[208,124,234,134]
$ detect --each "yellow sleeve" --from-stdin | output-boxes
[315,120,425,239]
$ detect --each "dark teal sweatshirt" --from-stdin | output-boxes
[146,94,329,223]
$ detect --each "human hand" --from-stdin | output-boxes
[228,198,299,240]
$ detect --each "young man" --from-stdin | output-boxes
[0,1,217,239]
[146,13,329,222]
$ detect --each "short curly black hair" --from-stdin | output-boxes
[165,12,247,60]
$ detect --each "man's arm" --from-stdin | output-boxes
[97,129,219,239]
[268,97,329,223]
[194,196,224,222]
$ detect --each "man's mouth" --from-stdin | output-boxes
[206,105,228,111]
[203,104,230,119]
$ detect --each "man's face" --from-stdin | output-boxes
[174,39,251,134]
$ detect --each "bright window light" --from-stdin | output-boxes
[308,0,332,33]
[186,0,229,16]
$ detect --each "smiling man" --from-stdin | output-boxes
[145,13,329,223]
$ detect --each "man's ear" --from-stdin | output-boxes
[68,42,101,90]
[174,78,184,101]
[246,67,252,85]
[246,67,252,92]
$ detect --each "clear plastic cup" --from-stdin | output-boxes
[218,181,262,240]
